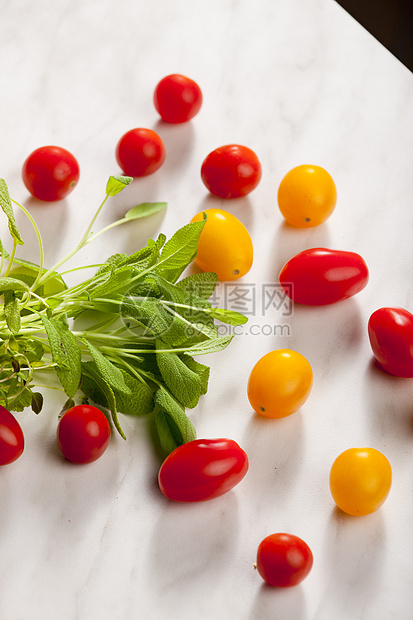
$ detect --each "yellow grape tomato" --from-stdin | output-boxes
[278,165,337,228]
[329,447,392,516]
[191,209,253,281]
[247,349,313,418]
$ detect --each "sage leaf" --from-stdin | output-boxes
[176,271,218,299]
[41,316,82,398]
[80,361,109,408]
[95,252,128,275]
[9,386,33,412]
[156,217,206,282]
[21,339,44,363]
[105,175,133,197]
[125,202,167,220]
[0,237,10,259]
[113,369,154,416]
[89,266,136,298]
[201,306,248,326]
[82,340,131,395]
[0,178,24,245]
[123,297,190,346]
[81,360,125,439]
[155,386,196,455]
[155,339,202,408]
[31,391,44,414]
[58,397,75,418]
[178,356,210,396]
[181,334,235,356]
[0,276,29,294]
[4,291,21,334]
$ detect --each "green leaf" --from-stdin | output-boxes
[89,266,137,298]
[80,362,109,409]
[124,202,167,220]
[58,397,75,418]
[105,175,133,197]
[201,306,248,326]
[5,263,67,297]
[155,339,202,408]
[82,340,131,395]
[4,291,21,334]
[155,386,196,455]
[153,232,167,251]
[81,360,125,439]
[178,356,210,396]
[31,391,43,414]
[156,217,207,282]
[124,245,157,266]
[113,370,154,416]
[95,244,158,278]
[176,271,218,299]
[0,237,10,259]
[146,274,217,334]
[8,387,33,412]
[121,297,190,346]
[181,334,235,356]
[107,246,154,272]
[20,339,44,363]
[146,273,209,306]
[95,252,128,275]
[0,276,29,294]
[41,316,82,398]
[0,178,24,245]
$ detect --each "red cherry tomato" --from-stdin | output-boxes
[154,74,202,123]
[368,307,413,377]
[57,404,111,464]
[158,438,249,502]
[256,533,313,587]
[115,128,166,177]
[201,144,262,199]
[279,247,369,305]
[0,405,24,465]
[22,146,80,201]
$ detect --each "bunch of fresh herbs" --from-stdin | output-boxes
[0,176,247,454]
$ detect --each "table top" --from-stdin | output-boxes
[1,1,413,619]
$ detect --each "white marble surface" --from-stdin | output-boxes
[1,0,413,618]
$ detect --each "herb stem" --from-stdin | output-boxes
[4,239,17,276]
[11,199,44,289]
[84,217,128,242]
[35,194,109,287]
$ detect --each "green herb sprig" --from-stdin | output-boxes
[0,177,247,454]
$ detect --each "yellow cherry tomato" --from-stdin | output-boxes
[329,448,392,516]
[277,165,337,228]
[191,208,253,281]
[247,349,313,419]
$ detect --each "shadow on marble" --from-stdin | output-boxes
[361,358,413,442]
[108,172,164,215]
[105,187,169,257]
[146,492,240,597]
[317,506,386,617]
[241,410,305,510]
[153,119,195,174]
[15,195,70,264]
[276,296,364,381]
[272,219,333,275]
[248,580,306,620]
[194,192,255,231]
